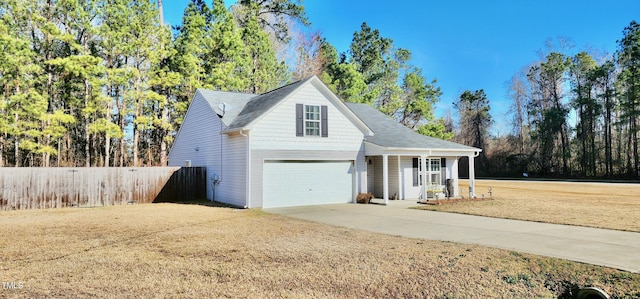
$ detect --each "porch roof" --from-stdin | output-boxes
[345,103,480,153]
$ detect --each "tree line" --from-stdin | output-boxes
[3,0,638,179]
[455,22,640,179]
[0,0,448,167]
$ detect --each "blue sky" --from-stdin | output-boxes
[163,0,640,134]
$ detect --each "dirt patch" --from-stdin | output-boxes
[1,204,639,298]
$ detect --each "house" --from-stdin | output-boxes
[168,76,481,208]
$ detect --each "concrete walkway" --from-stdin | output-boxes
[266,201,640,273]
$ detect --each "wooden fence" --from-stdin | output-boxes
[0,167,206,210]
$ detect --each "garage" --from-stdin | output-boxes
[262,160,354,208]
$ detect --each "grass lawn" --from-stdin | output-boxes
[1,203,639,298]
[416,179,640,233]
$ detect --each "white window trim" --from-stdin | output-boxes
[417,158,442,186]
[304,105,320,136]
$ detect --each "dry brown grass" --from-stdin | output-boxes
[417,179,640,232]
[1,203,639,298]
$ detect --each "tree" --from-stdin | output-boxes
[327,22,450,139]
[507,69,532,155]
[237,0,308,42]
[616,20,640,177]
[172,0,211,98]
[569,52,599,176]
[349,22,391,104]
[592,60,617,176]
[241,12,288,93]
[207,0,250,91]
[319,40,368,103]
[291,30,326,81]
[455,90,493,155]
[527,52,571,174]
[397,68,449,139]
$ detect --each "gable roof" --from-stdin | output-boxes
[196,76,372,135]
[225,77,315,131]
[345,103,480,152]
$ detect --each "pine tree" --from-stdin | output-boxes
[242,12,288,93]
[207,0,250,91]
[617,20,640,177]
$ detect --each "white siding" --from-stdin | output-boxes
[400,156,421,199]
[388,157,399,198]
[398,156,460,199]
[217,133,246,207]
[371,156,381,197]
[168,94,246,206]
[369,156,399,198]
[251,83,364,152]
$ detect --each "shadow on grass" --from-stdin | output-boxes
[153,198,244,209]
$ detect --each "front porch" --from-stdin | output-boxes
[364,152,479,205]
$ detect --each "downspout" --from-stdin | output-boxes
[240,129,250,208]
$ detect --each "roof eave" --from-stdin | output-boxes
[384,147,481,152]
[364,141,481,153]
[221,127,248,134]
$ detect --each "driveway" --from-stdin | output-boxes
[266,201,640,273]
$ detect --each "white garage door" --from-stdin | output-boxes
[263,160,353,208]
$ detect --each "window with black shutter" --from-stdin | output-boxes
[297,104,328,137]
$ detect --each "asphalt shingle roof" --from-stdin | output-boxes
[226,77,313,130]
[197,77,313,130]
[197,89,255,127]
[345,103,479,151]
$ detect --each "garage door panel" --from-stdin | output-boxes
[263,161,353,208]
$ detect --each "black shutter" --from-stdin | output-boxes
[441,158,447,185]
[321,105,328,137]
[296,104,303,136]
[412,158,419,186]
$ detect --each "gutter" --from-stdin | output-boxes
[383,147,482,152]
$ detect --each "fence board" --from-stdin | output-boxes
[0,167,206,210]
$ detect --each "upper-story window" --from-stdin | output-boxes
[296,104,328,137]
[305,105,320,136]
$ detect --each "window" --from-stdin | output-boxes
[296,104,328,137]
[305,105,320,136]
[413,157,443,186]
[430,159,440,172]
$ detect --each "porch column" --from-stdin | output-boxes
[352,160,357,203]
[420,155,427,200]
[453,157,460,197]
[397,155,402,200]
[382,154,389,205]
[468,154,475,198]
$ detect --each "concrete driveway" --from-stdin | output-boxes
[266,201,640,273]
